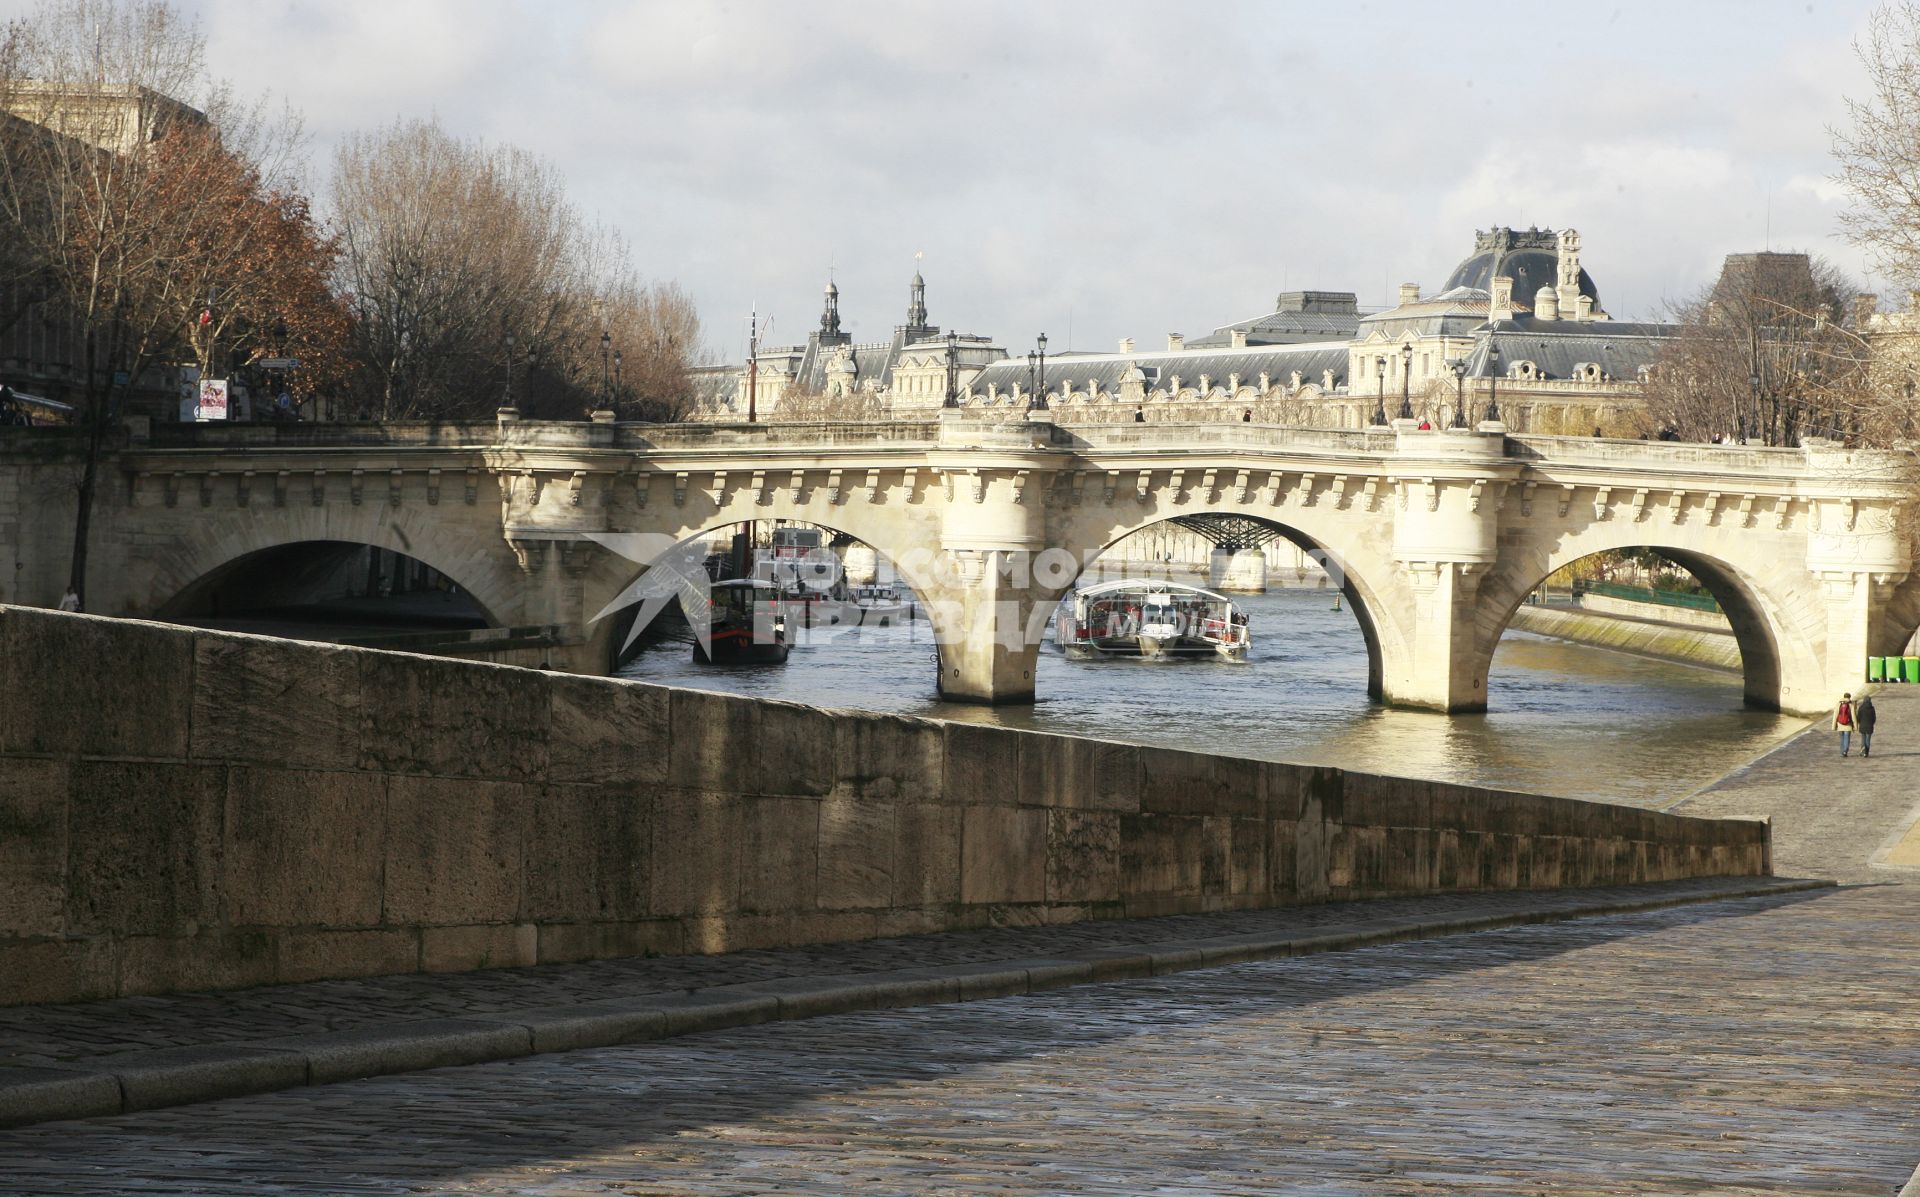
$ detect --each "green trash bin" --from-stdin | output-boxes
[1906,656,1920,685]
[1869,656,1887,682]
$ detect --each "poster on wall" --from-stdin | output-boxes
[197,378,229,421]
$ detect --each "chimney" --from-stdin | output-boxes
[1118,337,1135,354]
[1398,282,1420,305]
[1490,275,1514,313]
[1167,333,1185,352]
[1230,328,1248,349]
[1576,295,1594,320]
[1853,293,1878,326]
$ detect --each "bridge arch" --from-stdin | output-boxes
[1051,502,1415,705]
[132,506,522,631]
[1471,531,1826,713]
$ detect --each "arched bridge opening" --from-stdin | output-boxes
[156,540,494,646]
[599,518,934,680]
[1478,544,1816,715]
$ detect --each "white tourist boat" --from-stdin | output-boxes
[1054,580,1249,662]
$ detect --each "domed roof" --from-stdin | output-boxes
[1442,248,1598,311]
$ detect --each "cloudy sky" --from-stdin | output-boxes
[149,1,1891,360]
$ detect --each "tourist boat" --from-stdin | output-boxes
[1054,580,1249,661]
[849,583,908,626]
[694,579,791,664]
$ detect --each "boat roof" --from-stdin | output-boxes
[1074,579,1236,603]
[713,578,780,590]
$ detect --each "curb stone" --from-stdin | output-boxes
[0,875,1834,1130]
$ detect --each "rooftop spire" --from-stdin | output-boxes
[907,269,928,330]
[819,277,841,338]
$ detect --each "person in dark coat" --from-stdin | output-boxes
[1855,694,1878,758]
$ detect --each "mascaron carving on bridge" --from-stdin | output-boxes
[87,414,1920,715]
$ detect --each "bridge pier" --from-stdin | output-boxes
[1207,547,1267,593]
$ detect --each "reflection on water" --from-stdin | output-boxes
[616,588,1806,808]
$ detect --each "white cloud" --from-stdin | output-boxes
[155,0,1890,355]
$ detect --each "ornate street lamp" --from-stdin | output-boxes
[1486,342,1502,423]
[613,349,623,412]
[1371,356,1388,425]
[1026,350,1037,407]
[599,331,613,412]
[1029,332,1050,411]
[943,330,960,408]
[1398,341,1414,421]
[1450,357,1468,428]
[502,331,516,413]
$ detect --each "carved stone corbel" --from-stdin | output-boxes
[1011,470,1031,504]
[751,470,769,505]
[1557,484,1576,519]
[1736,494,1756,527]
[199,473,214,508]
[865,468,883,503]
[788,469,805,502]
[1266,471,1286,505]
[274,470,289,508]
[827,469,843,504]
[1519,481,1538,517]
[1135,469,1152,502]
[1592,487,1612,521]
[312,470,326,507]
[1235,468,1252,503]
[1104,470,1120,502]
[1703,491,1721,525]
[236,471,253,508]
[674,472,690,506]
[1665,491,1686,524]
[558,540,593,576]
[1168,469,1187,504]
[901,467,918,502]
[464,467,479,505]
[1298,472,1318,507]
[390,469,405,507]
[427,469,442,506]
[1468,479,1486,513]
[1775,497,1794,530]
[163,473,181,508]
[1331,474,1350,509]
[708,471,728,505]
[350,470,365,506]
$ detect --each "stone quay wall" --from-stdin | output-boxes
[0,605,1771,1006]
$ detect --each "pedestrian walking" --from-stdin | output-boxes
[1832,692,1857,756]
[1855,694,1877,758]
[1133,406,1145,423]
[56,588,79,612]
[1241,407,1252,422]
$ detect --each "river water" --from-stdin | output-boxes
[615,586,1806,808]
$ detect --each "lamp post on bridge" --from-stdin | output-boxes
[598,331,613,415]
[1485,341,1502,424]
[943,330,960,408]
[1028,332,1049,412]
[500,331,517,417]
[1450,357,1468,428]
[1371,356,1388,425]
[613,349,623,415]
[1398,341,1414,421]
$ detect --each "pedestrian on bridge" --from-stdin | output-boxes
[1833,693,1858,756]
[1855,694,1877,758]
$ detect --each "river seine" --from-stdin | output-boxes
[616,586,1805,808]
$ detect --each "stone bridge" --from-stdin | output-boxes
[4,413,1914,715]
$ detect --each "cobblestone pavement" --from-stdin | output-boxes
[1,884,1914,1196]
[1677,684,1920,884]
[0,879,1773,1069]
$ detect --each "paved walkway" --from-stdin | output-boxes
[2,686,1916,1191]
[1677,683,1920,883]
[0,883,1913,1196]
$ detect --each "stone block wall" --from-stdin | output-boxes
[0,605,1771,1006]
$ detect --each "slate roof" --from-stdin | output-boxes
[1444,247,1600,311]
[1463,317,1680,381]
[1185,309,1362,347]
[965,342,1352,400]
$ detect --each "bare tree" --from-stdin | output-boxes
[0,0,316,603]
[1836,3,1920,289]
[1640,253,1866,446]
